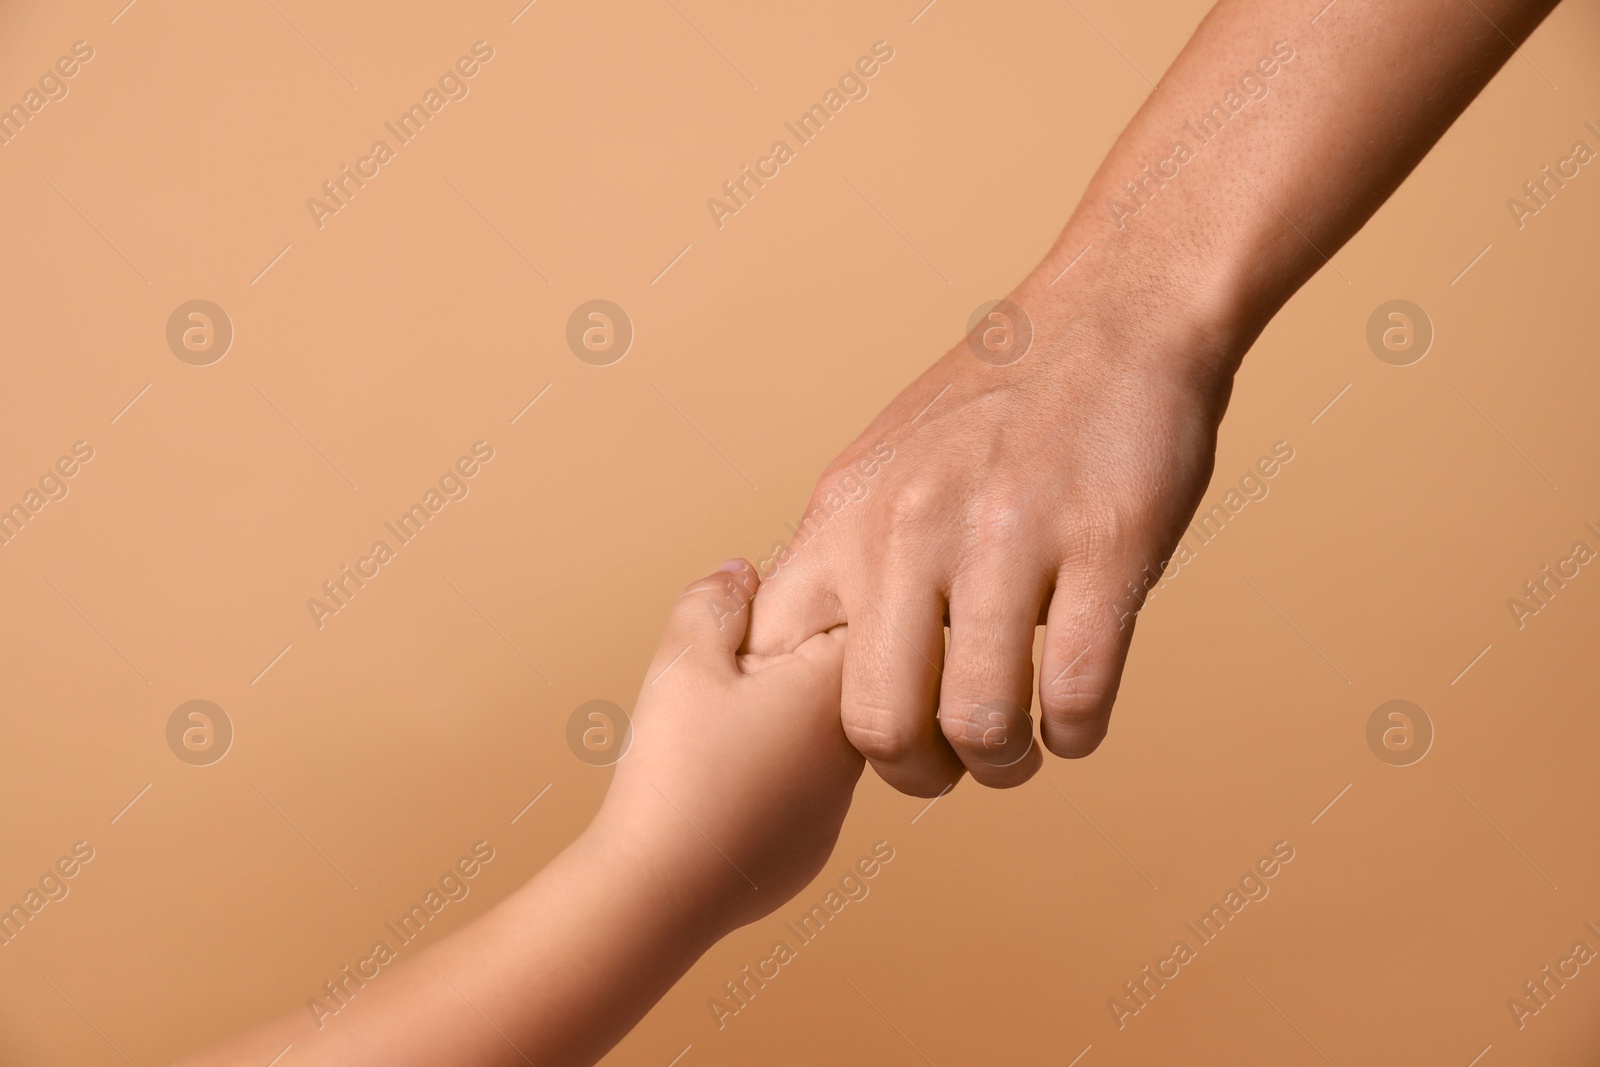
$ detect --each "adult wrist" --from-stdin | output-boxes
[1010,232,1254,412]
[1023,165,1317,387]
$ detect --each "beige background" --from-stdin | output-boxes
[1,0,1598,1063]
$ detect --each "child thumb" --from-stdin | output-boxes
[664,559,759,664]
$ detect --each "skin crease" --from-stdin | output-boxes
[169,1,1563,1062]
[744,0,1564,798]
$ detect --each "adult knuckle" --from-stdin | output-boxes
[815,455,858,488]
[937,701,987,748]
[939,703,1006,755]
[1041,661,1117,721]
[842,711,922,765]
[882,478,943,532]
[970,494,1030,548]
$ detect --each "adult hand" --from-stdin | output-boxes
[746,0,1558,796]
[745,281,1232,796]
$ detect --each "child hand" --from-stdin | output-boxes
[590,560,863,940]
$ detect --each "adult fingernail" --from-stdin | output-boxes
[716,559,745,573]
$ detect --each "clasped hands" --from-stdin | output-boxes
[741,269,1235,798]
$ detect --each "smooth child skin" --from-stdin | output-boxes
[173,562,861,1067]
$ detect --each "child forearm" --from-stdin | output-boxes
[176,562,857,1067]
[177,825,718,1067]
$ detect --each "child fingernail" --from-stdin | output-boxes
[716,559,745,573]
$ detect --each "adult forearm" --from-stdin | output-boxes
[1025,0,1560,374]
